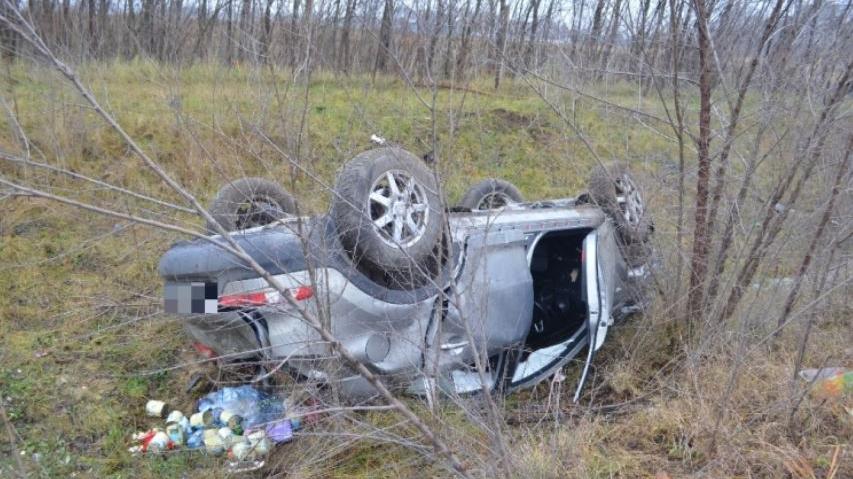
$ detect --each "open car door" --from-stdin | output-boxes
[573,222,617,401]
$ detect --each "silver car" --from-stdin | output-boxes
[159,148,653,399]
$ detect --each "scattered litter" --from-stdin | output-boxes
[798,367,846,382]
[226,459,266,473]
[186,429,204,449]
[197,385,284,429]
[144,400,169,418]
[202,428,226,455]
[265,419,292,443]
[369,134,387,145]
[189,409,213,428]
[799,368,852,400]
[184,372,206,393]
[132,386,314,471]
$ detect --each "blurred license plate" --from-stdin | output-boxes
[164,281,218,314]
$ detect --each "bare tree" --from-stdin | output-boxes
[493,0,508,88]
[375,0,394,74]
[685,0,714,327]
[338,0,357,72]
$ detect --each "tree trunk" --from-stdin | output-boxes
[426,0,444,77]
[590,0,606,62]
[686,0,713,326]
[0,0,18,61]
[339,0,356,72]
[493,0,508,89]
[375,0,394,74]
[226,0,234,64]
[193,0,207,58]
[62,0,71,47]
[87,0,97,55]
[598,0,623,77]
[261,0,274,62]
[442,0,455,78]
[98,0,108,57]
[41,0,55,45]
[570,0,586,61]
[456,0,481,81]
[302,0,314,68]
[633,0,652,70]
[124,0,135,58]
[289,0,301,68]
[141,0,154,56]
[523,0,540,70]
[173,0,183,58]
[541,0,555,51]
[156,0,167,60]
[330,0,341,70]
[239,0,250,61]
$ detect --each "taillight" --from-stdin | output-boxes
[218,286,314,309]
[292,286,314,301]
[218,291,269,308]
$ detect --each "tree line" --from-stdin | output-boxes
[4,0,846,88]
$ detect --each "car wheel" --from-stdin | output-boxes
[458,178,524,210]
[588,165,652,244]
[207,178,297,233]
[331,147,443,289]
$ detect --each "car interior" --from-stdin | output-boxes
[525,229,590,350]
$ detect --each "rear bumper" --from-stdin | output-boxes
[180,267,437,380]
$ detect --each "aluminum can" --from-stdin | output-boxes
[145,400,168,418]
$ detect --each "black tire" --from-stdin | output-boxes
[458,178,524,210]
[331,147,443,289]
[207,178,297,233]
[588,165,652,244]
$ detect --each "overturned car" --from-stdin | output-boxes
[159,147,653,399]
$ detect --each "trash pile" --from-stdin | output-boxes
[131,385,307,465]
[799,367,853,401]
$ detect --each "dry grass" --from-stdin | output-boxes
[507,294,852,478]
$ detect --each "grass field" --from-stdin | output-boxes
[1,61,849,478]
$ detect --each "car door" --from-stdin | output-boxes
[573,222,618,401]
[420,228,534,394]
[592,220,618,350]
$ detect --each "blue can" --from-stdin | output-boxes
[186,429,204,449]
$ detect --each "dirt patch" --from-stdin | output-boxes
[491,108,533,129]
[10,218,53,237]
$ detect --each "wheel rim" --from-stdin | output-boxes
[368,170,430,247]
[476,192,512,210]
[235,196,283,229]
[614,174,644,227]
